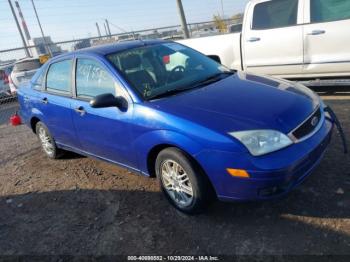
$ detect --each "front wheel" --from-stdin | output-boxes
[155,147,213,214]
[36,121,63,159]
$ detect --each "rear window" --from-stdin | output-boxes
[13,59,41,72]
[311,0,350,23]
[252,0,298,30]
[46,60,72,94]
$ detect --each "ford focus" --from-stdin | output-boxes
[18,40,338,214]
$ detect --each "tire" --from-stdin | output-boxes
[155,147,214,214]
[35,121,63,159]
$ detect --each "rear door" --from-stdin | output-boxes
[303,0,350,76]
[39,58,79,148]
[242,0,304,77]
[18,67,46,123]
[71,56,134,166]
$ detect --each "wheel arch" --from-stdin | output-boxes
[30,116,41,134]
[147,143,178,177]
[147,143,218,198]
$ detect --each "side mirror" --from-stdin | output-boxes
[207,55,221,64]
[90,93,128,111]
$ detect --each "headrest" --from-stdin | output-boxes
[120,54,141,70]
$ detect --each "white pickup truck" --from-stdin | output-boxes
[179,0,350,86]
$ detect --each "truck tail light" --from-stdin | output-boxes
[7,74,12,85]
[4,75,9,84]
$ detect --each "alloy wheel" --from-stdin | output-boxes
[38,126,54,156]
[160,159,194,207]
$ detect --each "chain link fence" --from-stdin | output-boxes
[0,18,241,61]
[0,18,241,126]
[0,94,18,125]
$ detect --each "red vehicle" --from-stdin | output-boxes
[0,64,14,96]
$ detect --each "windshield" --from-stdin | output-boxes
[107,42,231,100]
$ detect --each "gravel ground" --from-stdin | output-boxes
[0,96,349,256]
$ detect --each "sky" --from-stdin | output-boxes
[0,0,249,52]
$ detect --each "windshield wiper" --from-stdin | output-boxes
[148,87,191,100]
[148,71,234,100]
[190,71,234,89]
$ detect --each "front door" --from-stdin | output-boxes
[303,0,350,76]
[71,57,134,166]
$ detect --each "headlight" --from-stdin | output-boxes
[229,130,293,156]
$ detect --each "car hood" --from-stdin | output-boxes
[148,72,320,135]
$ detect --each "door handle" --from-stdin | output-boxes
[307,30,326,35]
[41,97,48,104]
[74,106,86,115]
[247,37,261,42]
[24,96,30,101]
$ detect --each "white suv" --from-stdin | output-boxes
[9,58,42,94]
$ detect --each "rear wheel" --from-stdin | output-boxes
[155,147,213,214]
[35,121,63,159]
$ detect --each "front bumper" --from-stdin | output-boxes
[195,118,334,201]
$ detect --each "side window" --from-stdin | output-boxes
[76,58,116,98]
[252,0,298,30]
[46,60,72,94]
[311,0,350,23]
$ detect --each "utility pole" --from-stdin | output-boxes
[105,19,112,36]
[96,22,102,38]
[220,0,225,18]
[15,1,31,41]
[175,0,190,39]
[30,0,52,56]
[7,0,30,57]
[15,1,32,56]
[103,22,108,37]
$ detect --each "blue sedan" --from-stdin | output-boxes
[18,40,334,214]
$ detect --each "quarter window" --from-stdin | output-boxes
[33,69,45,90]
[252,0,298,30]
[46,60,72,93]
[311,0,350,23]
[76,58,116,98]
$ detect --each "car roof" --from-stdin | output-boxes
[14,57,40,64]
[55,39,168,60]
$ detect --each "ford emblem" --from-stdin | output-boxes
[311,116,319,126]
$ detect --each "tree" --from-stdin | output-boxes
[213,14,227,33]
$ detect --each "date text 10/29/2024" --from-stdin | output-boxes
[127,256,220,261]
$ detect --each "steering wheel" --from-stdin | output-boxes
[166,65,185,83]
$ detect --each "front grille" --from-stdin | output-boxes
[292,107,322,140]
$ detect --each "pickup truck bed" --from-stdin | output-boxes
[178,33,242,71]
[178,0,350,84]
